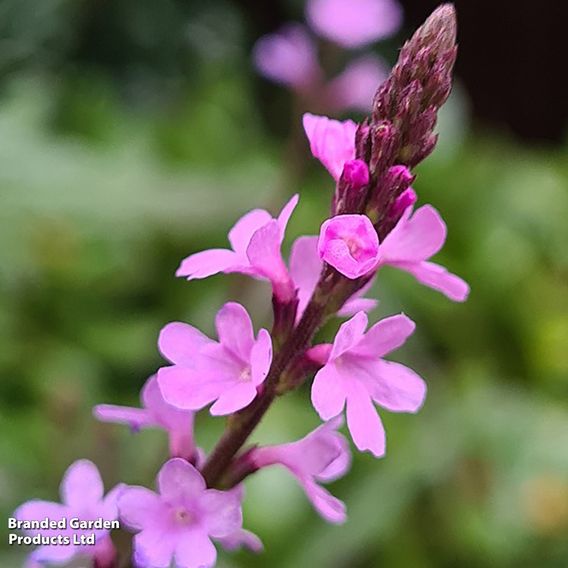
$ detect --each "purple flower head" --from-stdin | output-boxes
[250,417,351,523]
[303,113,357,181]
[311,311,426,457]
[119,458,245,568]
[158,302,272,416]
[14,460,123,566]
[289,235,377,320]
[327,55,389,112]
[378,204,470,301]
[176,194,298,302]
[307,0,403,48]
[318,214,380,279]
[94,375,196,461]
[253,24,321,90]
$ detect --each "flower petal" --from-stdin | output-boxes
[15,501,68,533]
[289,235,321,319]
[142,375,194,432]
[118,487,165,532]
[298,478,347,524]
[133,528,177,568]
[311,364,347,420]
[158,366,223,411]
[60,459,104,508]
[330,311,368,359]
[345,382,385,457]
[251,328,273,386]
[209,382,257,416]
[215,302,255,361]
[93,404,152,430]
[176,249,241,279]
[158,322,211,367]
[276,194,300,241]
[228,209,273,255]
[199,489,243,538]
[158,459,206,502]
[217,529,264,552]
[353,313,415,358]
[175,528,217,568]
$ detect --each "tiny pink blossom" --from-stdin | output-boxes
[289,235,377,320]
[253,24,321,90]
[94,375,196,461]
[14,460,123,566]
[250,417,351,523]
[176,195,298,302]
[158,302,272,416]
[318,214,380,279]
[378,204,470,301]
[306,0,403,48]
[311,312,426,457]
[303,113,357,181]
[327,55,389,112]
[118,459,245,568]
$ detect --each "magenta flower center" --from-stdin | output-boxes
[173,507,193,525]
[240,366,252,381]
[344,235,374,262]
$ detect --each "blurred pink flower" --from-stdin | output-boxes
[306,0,403,48]
[94,375,196,461]
[327,55,389,112]
[311,312,425,457]
[158,302,272,416]
[176,195,298,302]
[303,113,357,180]
[318,214,379,279]
[377,204,470,301]
[119,459,244,568]
[250,417,351,523]
[253,24,321,90]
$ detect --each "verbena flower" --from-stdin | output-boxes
[250,417,351,523]
[14,460,123,566]
[94,375,196,461]
[377,203,470,301]
[158,302,272,416]
[318,214,380,279]
[306,0,403,48]
[289,235,378,320]
[118,459,246,568]
[176,195,298,302]
[311,312,426,457]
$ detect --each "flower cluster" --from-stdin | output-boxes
[253,0,403,113]
[13,6,468,568]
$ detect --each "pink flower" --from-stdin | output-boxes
[118,459,244,568]
[250,417,350,523]
[306,0,403,48]
[253,24,321,90]
[311,312,426,457]
[158,302,272,416]
[303,113,357,181]
[327,55,389,112]
[290,235,377,320]
[378,204,470,301]
[94,375,196,461]
[318,214,379,279]
[14,460,123,566]
[176,195,298,302]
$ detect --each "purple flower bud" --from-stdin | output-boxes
[333,159,371,214]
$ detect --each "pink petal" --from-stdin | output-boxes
[60,460,104,508]
[302,113,357,180]
[158,322,211,367]
[175,528,217,568]
[306,0,403,48]
[299,478,347,524]
[251,328,273,386]
[158,366,224,411]
[176,248,241,280]
[253,24,320,89]
[215,302,255,361]
[331,311,368,359]
[353,313,415,358]
[134,528,177,568]
[118,487,165,531]
[158,459,206,502]
[395,260,470,302]
[311,364,347,420]
[31,544,77,564]
[379,205,447,263]
[142,375,194,432]
[217,529,264,552]
[247,221,294,301]
[327,55,389,112]
[276,194,300,241]
[338,296,378,316]
[199,489,243,538]
[93,404,152,430]
[345,382,386,457]
[15,501,68,532]
[228,209,273,255]
[100,483,125,521]
[209,382,257,416]
[368,360,427,413]
[289,235,321,319]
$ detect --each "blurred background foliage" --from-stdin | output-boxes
[1,0,567,566]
